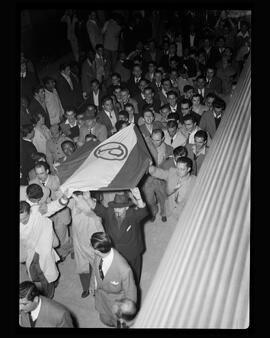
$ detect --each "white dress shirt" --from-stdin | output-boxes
[31,297,42,321]
[104,110,117,128]
[93,90,99,107]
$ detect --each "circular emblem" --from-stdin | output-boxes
[93,142,128,161]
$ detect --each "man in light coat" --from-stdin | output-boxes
[90,232,137,327]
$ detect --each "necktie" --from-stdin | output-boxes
[28,313,36,327]
[186,133,191,144]
[99,258,104,280]
[170,138,174,145]
[41,182,45,186]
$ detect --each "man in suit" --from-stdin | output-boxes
[150,70,163,95]
[29,162,72,260]
[28,85,51,128]
[82,79,105,111]
[88,188,148,289]
[56,62,83,111]
[199,97,226,139]
[166,90,184,123]
[97,96,118,137]
[19,281,74,327]
[90,232,137,327]
[205,65,222,96]
[77,105,107,146]
[158,78,178,106]
[81,50,96,99]
[20,124,38,185]
[138,109,164,137]
[185,130,209,176]
[164,120,187,149]
[21,57,39,103]
[127,64,143,97]
[60,109,80,142]
[143,129,174,222]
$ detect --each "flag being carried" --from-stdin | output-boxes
[60,124,151,194]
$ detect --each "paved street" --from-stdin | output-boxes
[20,212,178,328]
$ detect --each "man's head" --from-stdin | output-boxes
[33,85,45,101]
[43,76,56,92]
[108,192,132,217]
[169,57,179,70]
[151,128,165,148]
[91,79,100,92]
[61,140,76,157]
[20,201,31,225]
[118,110,129,122]
[183,85,194,100]
[115,120,129,132]
[102,97,113,112]
[183,113,197,133]
[82,105,97,128]
[21,123,35,140]
[59,63,71,76]
[143,109,155,125]
[113,86,122,101]
[143,86,154,102]
[26,184,44,203]
[124,103,135,117]
[179,67,188,79]
[192,93,202,106]
[34,162,49,183]
[91,232,113,257]
[132,65,142,79]
[167,90,178,107]
[176,156,193,178]
[161,78,172,93]
[167,120,178,138]
[19,281,40,314]
[154,70,162,83]
[213,97,226,116]
[173,146,188,161]
[21,96,29,109]
[159,104,171,119]
[170,69,178,81]
[205,93,216,111]
[194,130,207,152]
[121,88,130,104]
[147,61,156,73]
[206,66,215,80]
[111,72,121,86]
[95,44,104,56]
[196,76,206,90]
[216,36,225,48]
[138,79,149,93]
[180,99,192,116]
[65,109,76,124]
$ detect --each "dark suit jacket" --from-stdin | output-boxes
[97,109,119,137]
[179,57,197,78]
[93,249,137,322]
[127,77,141,97]
[182,32,201,50]
[205,76,222,95]
[21,72,39,102]
[56,73,83,111]
[20,138,37,185]
[199,110,220,139]
[20,296,73,327]
[81,59,96,94]
[85,89,106,110]
[139,121,164,139]
[28,98,51,128]
[186,143,209,176]
[94,204,148,261]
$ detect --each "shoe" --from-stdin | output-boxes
[150,215,156,222]
[81,290,90,298]
[161,216,167,222]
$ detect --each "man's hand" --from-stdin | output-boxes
[130,187,141,200]
[149,165,156,175]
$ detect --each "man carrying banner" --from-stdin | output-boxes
[83,187,148,288]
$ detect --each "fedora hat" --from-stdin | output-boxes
[108,193,133,208]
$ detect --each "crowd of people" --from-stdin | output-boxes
[20,9,251,328]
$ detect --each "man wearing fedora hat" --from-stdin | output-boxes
[86,187,148,287]
[77,105,108,147]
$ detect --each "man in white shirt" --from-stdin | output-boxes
[19,281,73,327]
[90,231,137,327]
[20,187,70,298]
[43,77,64,125]
[164,120,187,149]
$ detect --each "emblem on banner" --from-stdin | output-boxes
[94,142,128,161]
